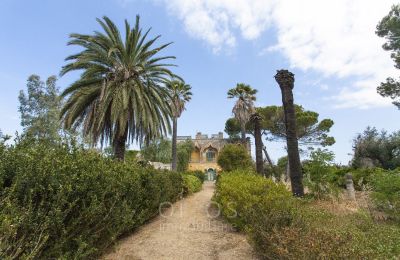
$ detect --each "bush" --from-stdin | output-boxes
[0,139,184,259]
[370,169,400,222]
[214,170,400,259]
[350,167,387,190]
[214,170,295,230]
[217,144,253,172]
[185,170,205,183]
[182,174,202,195]
[302,149,340,198]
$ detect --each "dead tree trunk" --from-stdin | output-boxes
[275,70,304,197]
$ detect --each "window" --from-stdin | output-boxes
[206,149,216,162]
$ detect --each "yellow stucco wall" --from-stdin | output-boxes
[188,162,221,171]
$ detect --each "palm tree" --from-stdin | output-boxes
[60,16,177,160]
[251,112,264,175]
[166,79,192,171]
[275,70,304,197]
[227,83,257,144]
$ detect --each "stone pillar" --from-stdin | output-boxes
[346,173,356,201]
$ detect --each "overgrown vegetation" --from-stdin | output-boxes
[214,170,400,259]
[0,138,202,259]
[302,149,340,199]
[182,174,202,195]
[352,127,400,169]
[217,144,253,172]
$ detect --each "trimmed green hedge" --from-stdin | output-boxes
[214,170,400,259]
[0,140,184,259]
[182,174,202,195]
[190,170,206,183]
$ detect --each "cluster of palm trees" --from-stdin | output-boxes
[227,84,264,175]
[60,16,192,168]
[228,71,304,197]
[60,15,303,196]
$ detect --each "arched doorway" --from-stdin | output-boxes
[206,168,216,181]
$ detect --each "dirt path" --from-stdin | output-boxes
[102,181,257,260]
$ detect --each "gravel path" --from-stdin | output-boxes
[102,181,257,260]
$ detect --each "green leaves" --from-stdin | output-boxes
[376,5,400,108]
[217,144,253,172]
[0,140,184,258]
[18,75,61,142]
[165,79,192,118]
[257,105,335,146]
[60,16,177,151]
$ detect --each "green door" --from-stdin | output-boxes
[206,168,216,181]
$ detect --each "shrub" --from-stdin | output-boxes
[182,174,202,195]
[350,167,387,190]
[302,149,340,198]
[214,169,400,259]
[177,140,194,172]
[0,139,184,259]
[370,169,400,222]
[185,170,205,183]
[214,170,295,231]
[217,144,253,172]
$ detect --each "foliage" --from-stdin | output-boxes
[166,79,192,171]
[224,117,241,140]
[215,170,400,259]
[18,75,61,141]
[177,140,194,172]
[182,174,202,195]
[256,105,335,147]
[141,138,172,163]
[217,144,253,172]
[376,4,400,108]
[227,83,257,143]
[0,138,184,259]
[349,167,387,190]
[166,80,192,118]
[125,150,140,162]
[0,130,11,144]
[303,149,340,198]
[352,127,400,169]
[214,170,294,230]
[185,170,205,183]
[60,16,177,159]
[370,169,400,222]
[276,156,288,176]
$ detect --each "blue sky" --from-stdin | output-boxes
[0,0,399,164]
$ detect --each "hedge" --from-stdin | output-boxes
[182,174,202,195]
[214,170,400,259]
[0,140,184,259]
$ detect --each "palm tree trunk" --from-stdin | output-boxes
[240,123,246,144]
[275,70,304,197]
[171,117,178,171]
[113,126,128,161]
[253,114,264,175]
[263,146,279,179]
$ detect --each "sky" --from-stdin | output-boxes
[0,0,399,164]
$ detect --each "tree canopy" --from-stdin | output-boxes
[352,127,400,170]
[376,4,400,108]
[225,105,335,147]
[60,16,177,159]
[227,83,257,143]
[18,75,61,141]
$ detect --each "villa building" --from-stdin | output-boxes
[177,132,250,180]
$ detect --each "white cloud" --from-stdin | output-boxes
[153,0,397,109]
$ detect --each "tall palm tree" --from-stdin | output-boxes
[60,16,177,160]
[227,83,257,144]
[251,112,264,175]
[166,79,192,171]
[275,70,304,197]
